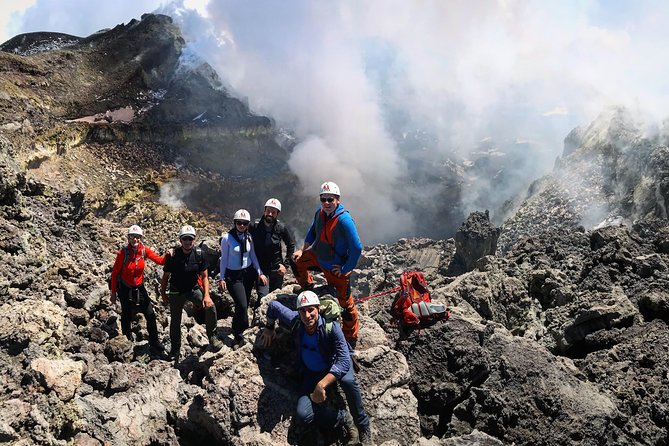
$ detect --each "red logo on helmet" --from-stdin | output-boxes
[322,184,330,191]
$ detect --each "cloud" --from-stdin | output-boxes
[8,0,669,242]
[543,107,570,117]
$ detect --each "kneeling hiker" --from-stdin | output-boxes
[261,291,372,445]
[110,225,168,355]
[160,225,221,360]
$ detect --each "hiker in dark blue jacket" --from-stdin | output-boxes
[261,291,372,445]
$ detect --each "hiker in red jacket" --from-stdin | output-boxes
[110,224,168,356]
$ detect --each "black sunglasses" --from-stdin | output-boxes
[235,220,249,226]
[320,197,336,203]
[180,236,194,241]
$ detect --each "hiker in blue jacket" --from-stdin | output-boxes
[220,209,268,346]
[261,291,372,445]
[292,181,363,345]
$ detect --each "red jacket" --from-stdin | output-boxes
[110,243,166,294]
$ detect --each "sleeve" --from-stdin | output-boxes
[266,300,299,327]
[163,254,174,273]
[281,224,296,267]
[304,210,319,246]
[340,216,363,274]
[328,322,352,379]
[219,234,230,278]
[249,239,264,276]
[110,250,124,294]
[145,246,167,266]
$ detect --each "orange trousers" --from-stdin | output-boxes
[295,249,359,341]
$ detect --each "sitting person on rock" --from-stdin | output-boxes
[219,209,268,346]
[110,224,168,356]
[160,225,221,361]
[261,290,372,445]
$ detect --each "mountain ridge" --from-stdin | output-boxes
[0,13,668,446]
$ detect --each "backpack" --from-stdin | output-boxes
[390,271,449,327]
[319,294,342,337]
[108,246,146,290]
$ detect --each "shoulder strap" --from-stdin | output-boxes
[122,246,131,267]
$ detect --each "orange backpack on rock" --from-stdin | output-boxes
[390,271,450,327]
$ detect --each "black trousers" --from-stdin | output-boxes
[255,269,285,303]
[118,282,159,344]
[224,266,257,336]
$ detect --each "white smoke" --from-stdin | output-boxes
[9,0,669,242]
[159,180,195,208]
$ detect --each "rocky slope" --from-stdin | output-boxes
[1,13,669,446]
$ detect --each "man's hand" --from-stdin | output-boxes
[260,327,275,348]
[331,264,342,277]
[277,264,286,276]
[219,280,227,291]
[292,249,302,262]
[160,291,168,304]
[310,382,327,404]
[258,274,268,286]
[203,295,214,309]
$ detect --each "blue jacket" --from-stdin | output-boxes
[303,203,362,274]
[266,300,351,380]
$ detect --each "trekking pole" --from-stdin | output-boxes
[354,286,401,304]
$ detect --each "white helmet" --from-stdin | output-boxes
[127,225,143,237]
[179,225,196,238]
[264,198,282,212]
[296,290,320,309]
[233,209,251,221]
[320,181,340,197]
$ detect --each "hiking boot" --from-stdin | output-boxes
[359,425,373,445]
[232,334,246,351]
[209,335,224,352]
[149,341,168,359]
[168,348,180,363]
[340,411,359,446]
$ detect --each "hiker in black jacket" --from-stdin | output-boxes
[160,225,221,361]
[249,198,296,300]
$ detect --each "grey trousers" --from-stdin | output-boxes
[168,287,217,353]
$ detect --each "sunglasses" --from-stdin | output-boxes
[320,197,336,203]
[180,236,194,242]
[235,220,249,226]
[128,234,142,239]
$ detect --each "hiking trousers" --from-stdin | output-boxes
[224,266,257,337]
[168,287,217,352]
[118,282,159,344]
[296,367,370,431]
[295,249,359,341]
[256,269,285,303]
